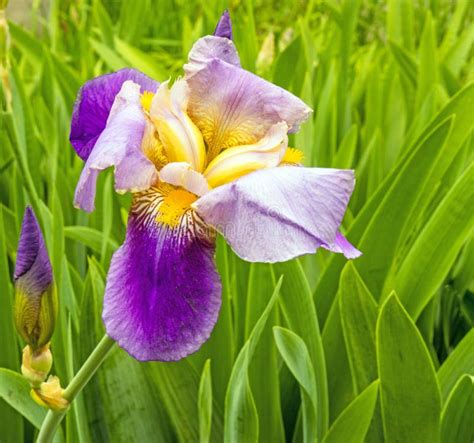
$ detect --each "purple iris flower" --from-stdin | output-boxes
[69,11,361,362]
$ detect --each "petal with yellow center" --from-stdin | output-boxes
[74,80,158,212]
[204,122,288,188]
[103,183,221,361]
[280,147,304,166]
[186,58,311,161]
[150,80,206,172]
[141,119,168,170]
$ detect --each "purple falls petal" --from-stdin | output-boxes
[14,206,52,294]
[70,68,158,161]
[193,166,358,262]
[102,187,221,361]
[186,58,311,155]
[213,10,233,39]
[74,80,159,212]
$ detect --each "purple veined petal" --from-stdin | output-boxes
[193,166,358,263]
[70,68,158,161]
[74,80,159,212]
[214,9,233,39]
[14,206,52,293]
[103,184,221,361]
[186,58,312,159]
[323,232,362,259]
[185,10,239,78]
[184,36,240,78]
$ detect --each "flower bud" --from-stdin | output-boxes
[21,344,53,388]
[31,376,69,411]
[13,207,57,350]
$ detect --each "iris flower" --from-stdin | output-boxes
[69,11,360,361]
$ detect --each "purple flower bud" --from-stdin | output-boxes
[214,10,233,40]
[14,207,57,350]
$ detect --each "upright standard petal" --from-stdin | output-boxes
[14,207,57,350]
[214,10,233,39]
[102,184,221,361]
[70,68,158,161]
[193,166,357,262]
[184,11,238,78]
[74,80,159,212]
[186,58,312,160]
[184,36,240,78]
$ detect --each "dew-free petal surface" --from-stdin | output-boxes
[70,68,158,161]
[74,80,159,212]
[103,186,221,361]
[186,58,311,158]
[193,166,356,262]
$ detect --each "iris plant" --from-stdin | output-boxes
[69,11,360,362]
[14,207,68,413]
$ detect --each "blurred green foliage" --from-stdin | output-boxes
[0,0,473,442]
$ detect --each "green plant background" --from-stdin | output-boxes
[0,0,473,442]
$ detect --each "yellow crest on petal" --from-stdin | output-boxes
[157,187,198,227]
[281,147,304,165]
[141,120,168,170]
[134,183,198,228]
[140,91,154,113]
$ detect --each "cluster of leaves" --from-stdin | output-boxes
[0,0,472,441]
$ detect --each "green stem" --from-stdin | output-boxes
[36,334,116,443]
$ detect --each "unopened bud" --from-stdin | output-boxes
[21,344,53,388]
[31,376,69,411]
[14,207,57,350]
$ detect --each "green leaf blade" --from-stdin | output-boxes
[441,374,474,443]
[323,381,379,443]
[377,294,441,443]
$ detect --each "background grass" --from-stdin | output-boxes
[0,0,473,442]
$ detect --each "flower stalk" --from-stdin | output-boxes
[36,334,116,443]
[21,344,53,388]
